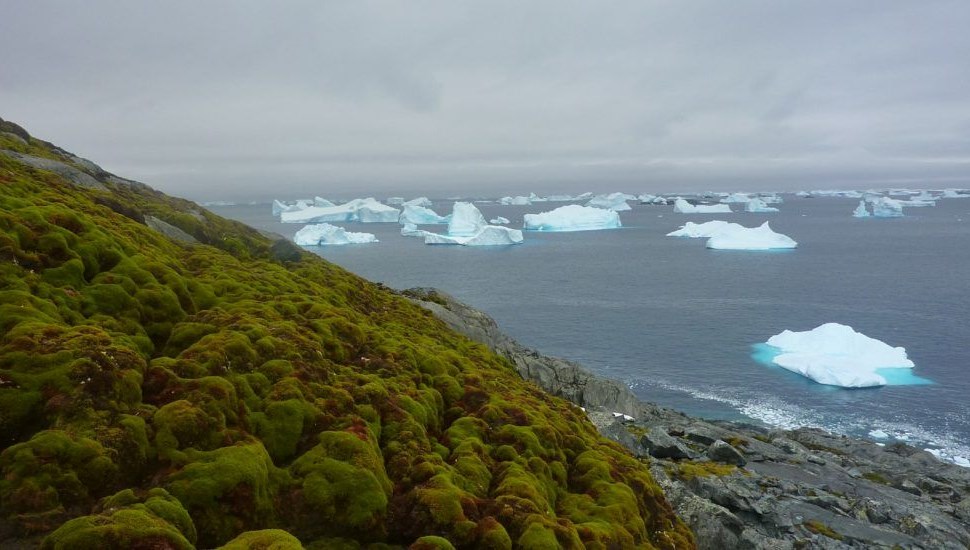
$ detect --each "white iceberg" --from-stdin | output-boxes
[673,198,733,214]
[853,201,871,218]
[424,226,524,246]
[942,188,969,198]
[721,193,752,204]
[448,202,489,236]
[356,201,402,223]
[293,223,378,246]
[586,192,632,211]
[523,204,622,232]
[666,220,744,238]
[490,216,510,224]
[314,196,336,208]
[705,222,797,250]
[870,197,904,218]
[281,197,401,224]
[638,194,668,205]
[414,202,524,246]
[272,200,302,216]
[499,195,532,205]
[764,323,915,388]
[403,197,433,208]
[399,204,450,225]
[744,198,779,213]
[401,222,432,238]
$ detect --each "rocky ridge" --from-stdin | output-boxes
[406,288,970,549]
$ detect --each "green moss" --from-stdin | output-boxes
[803,520,844,541]
[410,535,456,549]
[41,488,195,549]
[0,130,694,549]
[219,529,304,549]
[862,471,890,485]
[164,441,288,547]
[667,461,738,481]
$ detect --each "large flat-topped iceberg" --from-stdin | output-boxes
[293,223,378,246]
[399,204,450,225]
[424,226,523,246]
[705,222,797,250]
[673,198,732,214]
[762,323,919,388]
[523,205,621,232]
[666,220,743,238]
[586,192,633,211]
[281,197,401,223]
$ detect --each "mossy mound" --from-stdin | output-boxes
[0,125,694,548]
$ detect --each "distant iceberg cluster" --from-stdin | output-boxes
[523,205,621,232]
[758,323,923,388]
[293,223,378,246]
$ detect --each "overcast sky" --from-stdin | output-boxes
[2,1,969,200]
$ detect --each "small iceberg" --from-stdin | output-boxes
[759,323,923,388]
[942,188,969,198]
[638,194,668,205]
[666,220,743,238]
[524,204,621,232]
[490,216,510,225]
[419,202,523,246]
[499,195,532,205]
[586,192,633,211]
[721,192,752,204]
[403,197,434,208]
[705,222,796,250]
[673,198,732,214]
[272,200,303,216]
[744,198,779,213]
[399,204,450,225]
[853,201,871,218]
[293,223,378,246]
[870,197,904,218]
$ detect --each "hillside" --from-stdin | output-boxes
[0,118,694,549]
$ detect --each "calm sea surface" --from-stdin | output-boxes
[210,195,970,463]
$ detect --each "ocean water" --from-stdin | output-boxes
[210,196,970,463]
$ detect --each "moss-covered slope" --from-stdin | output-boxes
[0,120,694,549]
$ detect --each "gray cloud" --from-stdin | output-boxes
[2,0,969,200]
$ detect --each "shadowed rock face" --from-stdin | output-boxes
[410,288,970,550]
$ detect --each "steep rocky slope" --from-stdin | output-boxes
[0,118,693,549]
